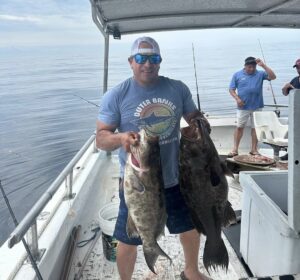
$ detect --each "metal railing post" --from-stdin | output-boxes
[26,221,40,261]
[93,138,98,153]
[66,170,74,199]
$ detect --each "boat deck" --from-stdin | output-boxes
[67,155,248,280]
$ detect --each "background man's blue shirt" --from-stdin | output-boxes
[98,76,197,188]
[229,69,268,110]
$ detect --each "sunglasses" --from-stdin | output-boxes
[133,54,162,64]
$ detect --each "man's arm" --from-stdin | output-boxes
[229,88,245,108]
[229,73,245,108]
[96,120,139,152]
[282,83,294,96]
[256,58,276,80]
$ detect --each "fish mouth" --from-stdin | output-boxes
[181,126,202,142]
[129,145,149,173]
[128,129,157,172]
[181,118,207,143]
[130,145,141,167]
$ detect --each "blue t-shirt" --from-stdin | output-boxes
[98,76,197,188]
[229,69,269,110]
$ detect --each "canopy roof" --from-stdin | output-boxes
[90,0,300,37]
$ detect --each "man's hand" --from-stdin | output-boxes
[121,131,140,152]
[256,58,276,80]
[236,97,245,107]
[256,58,265,67]
[230,89,244,108]
[282,83,294,96]
[96,121,140,152]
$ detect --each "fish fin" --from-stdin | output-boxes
[156,214,167,239]
[209,167,221,187]
[143,242,172,274]
[126,214,139,238]
[155,230,165,241]
[190,210,206,234]
[220,162,234,178]
[130,177,145,193]
[203,237,229,273]
[223,201,237,227]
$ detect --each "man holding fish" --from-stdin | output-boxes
[96,37,211,280]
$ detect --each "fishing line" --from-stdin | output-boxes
[72,94,100,108]
[257,39,280,117]
[192,43,201,111]
[0,180,43,280]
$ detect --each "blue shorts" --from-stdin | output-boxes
[113,180,195,245]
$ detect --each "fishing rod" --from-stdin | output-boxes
[72,94,100,108]
[192,43,201,111]
[258,39,280,117]
[0,180,43,280]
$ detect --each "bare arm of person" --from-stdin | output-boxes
[229,88,244,107]
[256,58,276,80]
[282,83,294,96]
[96,120,140,152]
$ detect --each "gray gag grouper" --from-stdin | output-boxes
[179,117,236,272]
[123,129,172,274]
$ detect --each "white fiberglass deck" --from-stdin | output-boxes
[68,154,247,280]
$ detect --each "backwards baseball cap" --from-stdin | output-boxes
[245,56,257,65]
[131,36,160,56]
[293,58,300,68]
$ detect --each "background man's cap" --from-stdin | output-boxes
[293,59,300,68]
[131,37,160,56]
[245,56,257,65]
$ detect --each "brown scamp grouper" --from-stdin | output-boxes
[124,129,171,274]
[179,117,236,272]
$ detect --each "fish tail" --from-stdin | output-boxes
[143,242,172,274]
[223,201,237,227]
[203,237,229,272]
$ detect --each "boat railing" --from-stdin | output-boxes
[7,133,98,260]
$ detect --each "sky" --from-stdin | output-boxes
[1,0,300,50]
[0,0,102,47]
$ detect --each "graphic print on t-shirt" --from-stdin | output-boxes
[131,97,177,143]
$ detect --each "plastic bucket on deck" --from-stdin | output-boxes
[98,202,119,262]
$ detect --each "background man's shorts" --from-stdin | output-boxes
[237,108,262,128]
[113,181,195,245]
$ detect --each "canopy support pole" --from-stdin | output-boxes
[103,35,109,94]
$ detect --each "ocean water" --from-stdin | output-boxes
[0,38,298,245]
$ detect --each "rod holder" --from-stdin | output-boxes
[26,221,40,261]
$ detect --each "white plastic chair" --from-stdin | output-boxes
[253,111,288,160]
[253,111,288,146]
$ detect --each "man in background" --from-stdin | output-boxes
[280,58,300,161]
[228,57,276,157]
[282,58,300,96]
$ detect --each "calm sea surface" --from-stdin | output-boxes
[0,39,298,245]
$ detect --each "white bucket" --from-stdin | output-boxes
[98,202,119,236]
[98,202,119,262]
